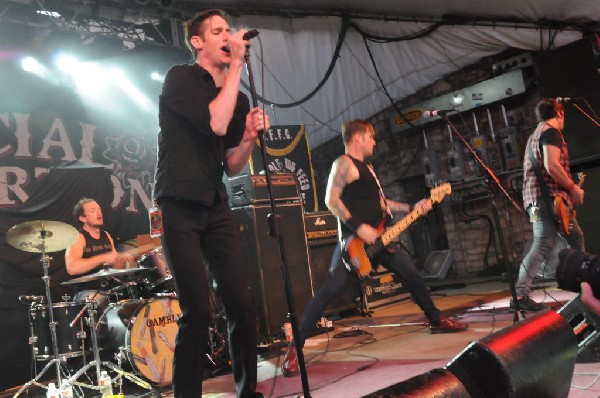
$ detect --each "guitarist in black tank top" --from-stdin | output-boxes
[281,120,468,377]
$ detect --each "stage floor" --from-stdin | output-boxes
[4,277,600,397]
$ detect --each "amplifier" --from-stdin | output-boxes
[226,173,299,206]
[364,272,410,308]
[304,211,338,240]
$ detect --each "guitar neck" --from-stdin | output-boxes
[380,203,429,247]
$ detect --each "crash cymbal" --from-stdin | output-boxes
[6,220,79,253]
[61,267,147,285]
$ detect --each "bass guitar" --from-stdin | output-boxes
[554,172,585,235]
[342,183,451,278]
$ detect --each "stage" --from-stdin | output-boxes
[3,278,600,397]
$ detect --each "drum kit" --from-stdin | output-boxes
[7,220,188,397]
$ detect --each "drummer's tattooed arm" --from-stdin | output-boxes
[65,233,133,275]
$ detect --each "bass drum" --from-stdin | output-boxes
[98,297,180,385]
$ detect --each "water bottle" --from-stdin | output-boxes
[46,382,59,398]
[58,379,73,398]
[99,370,113,398]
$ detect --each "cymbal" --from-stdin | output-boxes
[61,267,147,285]
[6,220,79,253]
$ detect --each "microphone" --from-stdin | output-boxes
[556,97,579,104]
[19,295,45,303]
[243,29,259,41]
[422,109,454,118]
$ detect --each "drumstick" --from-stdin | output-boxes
[140,304,151,338]
[123,244,156,258]
[137,342,160,381]
[158,331,175,352]
[150,322,158,354]
[159,359,167,383]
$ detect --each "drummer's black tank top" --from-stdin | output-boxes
[73,229,112,293]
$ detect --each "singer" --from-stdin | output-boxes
[515,98,586,312]
[153,9,268,398]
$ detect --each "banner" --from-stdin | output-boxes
[250,125,319,212]
[0,67,155,240]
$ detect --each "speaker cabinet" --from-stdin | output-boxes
[307,237,361,316]
[232,202,313,339]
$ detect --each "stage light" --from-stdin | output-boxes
[109,68,154,111]
[21,56,41,72]
[452,92,464,106]
[20,56,50,79]
[70,62,107,95]
[150,72,164,82]
[54,54,79,74]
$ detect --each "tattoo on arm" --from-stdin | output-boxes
[326,156,353,221]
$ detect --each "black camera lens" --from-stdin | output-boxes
[557,249,600,297]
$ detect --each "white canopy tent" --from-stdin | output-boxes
[202,0,600,148]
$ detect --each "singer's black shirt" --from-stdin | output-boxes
[154,63,250,205]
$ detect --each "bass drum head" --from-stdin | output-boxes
[126,297,181,385]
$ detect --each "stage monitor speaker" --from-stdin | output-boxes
[361,368,469,398]
[308,237,361,316]
[232,202,313,339]
[446,310,577,398]
[421,250,453,280]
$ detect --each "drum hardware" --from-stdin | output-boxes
[61,276,156,394]
[66,297,154,395]
[8,220,79,398]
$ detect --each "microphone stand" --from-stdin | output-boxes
[245,50,312,397]
[444,115,526,322]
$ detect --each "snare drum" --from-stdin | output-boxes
[138,247,174,294]
[98,297,180,385]
[29,302,89,359]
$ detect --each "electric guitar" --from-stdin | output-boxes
[554,172,585,235]
[342,183,452,278]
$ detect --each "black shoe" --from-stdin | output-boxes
[510,296,546,313]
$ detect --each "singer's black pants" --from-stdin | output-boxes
[158,197,259,398]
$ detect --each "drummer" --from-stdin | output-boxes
[65,198,135,307]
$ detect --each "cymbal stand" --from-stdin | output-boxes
[68,297,154,394]
[13,242,68,397]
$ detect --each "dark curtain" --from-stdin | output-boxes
[0,160,141,391]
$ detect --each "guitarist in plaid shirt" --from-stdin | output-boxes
[281,120,468,377]
[516,98,585,312]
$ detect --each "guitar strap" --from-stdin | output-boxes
[528,143,558,223]
[365,163,392,218]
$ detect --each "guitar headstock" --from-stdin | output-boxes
[430,183,452,204]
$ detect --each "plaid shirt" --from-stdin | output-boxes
[522,122,571,209]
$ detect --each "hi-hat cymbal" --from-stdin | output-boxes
[6,220,79,253]
[61,267,147,285]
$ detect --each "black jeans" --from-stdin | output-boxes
[298,242,441,345]
[159,198,258,398]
